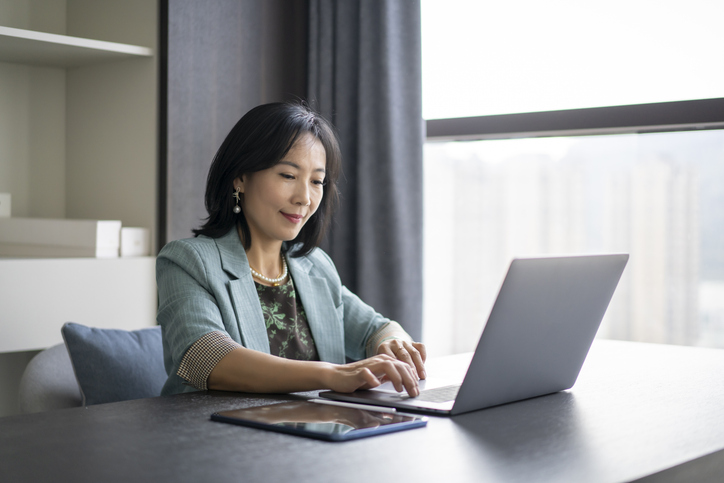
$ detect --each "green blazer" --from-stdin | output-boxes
[156,228,391,395]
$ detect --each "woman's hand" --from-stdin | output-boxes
[209,347,421,396]
[376,339,427,381]
[323,354,421,397]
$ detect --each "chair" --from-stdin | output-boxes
[18,343,82,414]
[18,323,167,413]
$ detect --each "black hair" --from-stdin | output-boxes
[193,102,341,257]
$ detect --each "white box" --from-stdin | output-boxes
[0,193,10,217]
[120,227,150,257]
[0,217,121,258]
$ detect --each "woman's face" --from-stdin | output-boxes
[234,133,326,248]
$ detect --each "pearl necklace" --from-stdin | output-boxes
[249,255,288,286]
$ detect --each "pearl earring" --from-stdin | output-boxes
[232,187,242,214]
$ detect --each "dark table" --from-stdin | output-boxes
[2,340,724,483]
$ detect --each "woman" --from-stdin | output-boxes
[157,102,426,397]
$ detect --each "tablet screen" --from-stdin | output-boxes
[211,400,427,441]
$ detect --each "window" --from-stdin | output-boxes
[422,0,724,120]
[423,130,724,355]
[421,0,724,357]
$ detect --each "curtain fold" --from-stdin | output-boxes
[308,0,424,340]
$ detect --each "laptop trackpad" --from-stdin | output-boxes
[372,377,461,399]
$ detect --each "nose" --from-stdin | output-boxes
[293,182,311,206]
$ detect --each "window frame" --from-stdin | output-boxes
[425,98,724,141]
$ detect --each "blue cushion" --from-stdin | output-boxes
[61,322,167,406]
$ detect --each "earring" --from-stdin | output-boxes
[232,187,242,214]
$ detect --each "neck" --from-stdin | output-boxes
[246,245,284,278]
[244,236,285,281]
[236,225,284,276]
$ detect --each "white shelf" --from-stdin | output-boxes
[0,257,157,353]
[0,26,153,67]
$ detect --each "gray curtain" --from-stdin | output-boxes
[308,0,424,340]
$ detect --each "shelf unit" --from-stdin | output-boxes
[0,0,159,342]
[0,0,160,419]
[0,0,158,234]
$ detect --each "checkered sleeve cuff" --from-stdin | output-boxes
[177,331,242,390]
[365,321,413,358]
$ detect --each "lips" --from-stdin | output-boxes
[281,212,304,224]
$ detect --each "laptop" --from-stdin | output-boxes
[320,254,629,416]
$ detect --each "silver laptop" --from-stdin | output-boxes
[320,254,629,416]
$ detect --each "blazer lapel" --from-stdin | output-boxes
[214,229,270,353]
[287,254,345,364]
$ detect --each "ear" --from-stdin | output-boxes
[233,176,244,193]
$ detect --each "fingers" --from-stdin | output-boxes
[358,367,381,389]
[371,355,419,397]
[377,343,397,360]
[382,339,427,380]
[412,341,427,363]
[331,357,419,396]
[404,341,427,380]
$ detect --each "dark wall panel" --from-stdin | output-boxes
[160,0,307,248]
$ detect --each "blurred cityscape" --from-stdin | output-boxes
[422,130,724,356]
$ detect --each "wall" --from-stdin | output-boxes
[0,0,67,219]
[65,0,158,249]
[162,0,308,245]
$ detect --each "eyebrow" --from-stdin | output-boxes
[278,160,326,173]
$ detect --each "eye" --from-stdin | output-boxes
[280,173,295,180]
[313,179,326,186]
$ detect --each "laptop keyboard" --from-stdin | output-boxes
[413,384,461,403]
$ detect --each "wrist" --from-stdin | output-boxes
[366,321,413,358]
[316,361,338,390]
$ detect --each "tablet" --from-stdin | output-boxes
[210,400,428,442]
